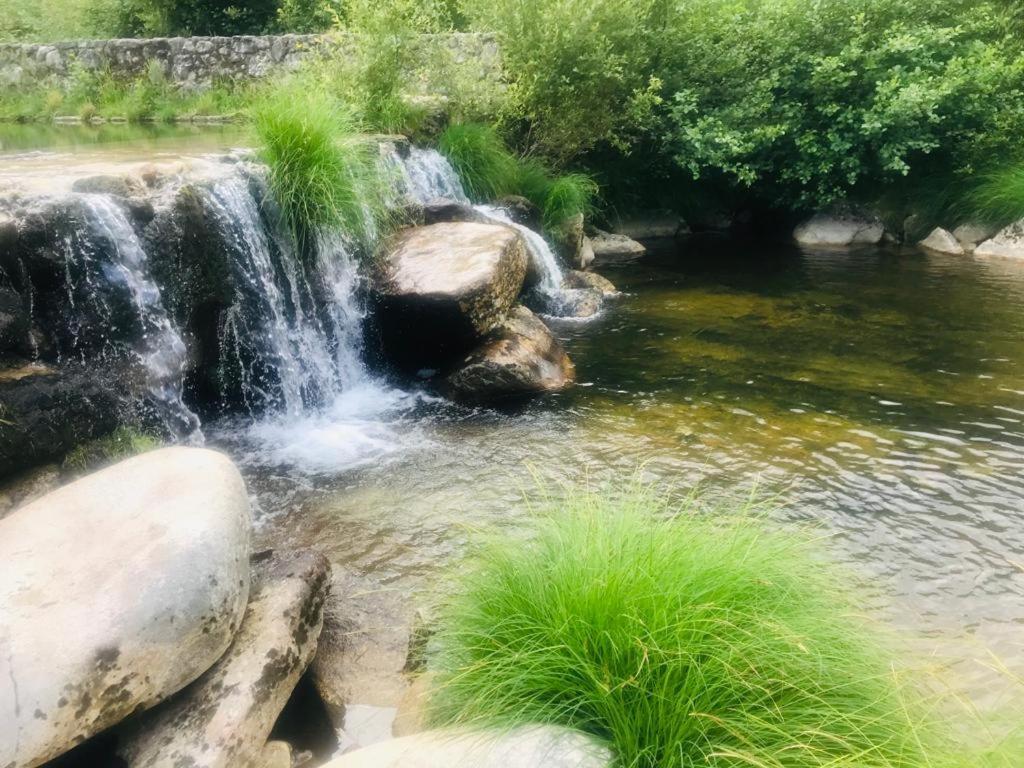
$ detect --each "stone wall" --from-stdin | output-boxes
[0,32,501,91]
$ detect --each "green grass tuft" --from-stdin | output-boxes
[438,122,518,201]
[254,88,389,251]
[542,172,599,230]
[427,486,1004,768]
[63,426,161,473]
[965,164,1024,227]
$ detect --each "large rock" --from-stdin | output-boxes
[975,219,1024,260]
[563,270,617,296]
[589,231,646,264]
[953,223,998,253]
[0,362,124,479]
[919,227,965,256]
[446,306,575,403]
[0,286,29,355]
[420,202,493,227]
[793,210,885,246]
[119,549,331,768]
[324,726,613,768]
[0,447,251,768]
[373,223,528,371]
[550,213,586,269]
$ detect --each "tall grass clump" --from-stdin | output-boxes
[542,172,599,230]
[966,164,1024,227]
[438,123,518,201]
[254,89,388,251]
[428,488,946,768]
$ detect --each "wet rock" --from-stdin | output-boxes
[0,447,251,768]
[0,462,61,520]
[311,569,415,731]
[551,213,586,269]
[71,174,147,199]
[257,740,294,768]
[373,223,528,371]
[589,230,646,264]
[446,306,575,403]
[613,212,688,240]
[563,270,617,296]
[323,726,613,768]
[549,287,603,318]
[919,227,965,256]
[953,223,999,253]
[119,549,330,768]
[0,362,124,479]
[579,235,596,269]
[974,220,1024,260]
[392,675,431,738]
[794,209,885,246]
[495,194,541,231]
[0,285,30,355]
[420,201,492,226]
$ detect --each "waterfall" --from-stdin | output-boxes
[202,175,368,416]
[474,205,566,300]
[77,195,201,439]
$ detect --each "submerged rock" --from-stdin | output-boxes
[793,210,885,246]
[919,227,965,256]
[119,549,330,768]
[563,270,618,296]
[0,447,251,768]
[323,726,613,768]
[589,230,646,264]
[374,222,528,370]
[446,306,575,403]
[975,219,1024,260]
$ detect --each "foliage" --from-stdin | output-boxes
[542,173,599,230]
[63,426,160,472]
[254,88,389,251]
[428,485,1023,768]
[965,164,1024,226]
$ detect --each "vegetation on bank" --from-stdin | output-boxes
[4,0,1024,228]
[62,425,160,473]
[427,487,1022,768]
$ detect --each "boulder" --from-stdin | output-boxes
[953,223,999,253]
[589,231,646,264]
[323,726,613,768]
[612,212,688,240]
[0,362,125,479]
[793,210,885,247]
[495,194,542,232]
[548,288,603,319]
[563,270,617,296]
[118,549,331,768]
[0,285,29,355]
[446,306,575,403]
[0,462,61,520]
[974,220,1024,260]
[0,447,251,768]
[373,223,528,371]
[919,227,965,256]
[420,202,493,227]
[579,235,596,269]
[550,213,586,269]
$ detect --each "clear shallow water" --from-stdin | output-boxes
[224,238,1024,700]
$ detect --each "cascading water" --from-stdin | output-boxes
[67,195,201,439]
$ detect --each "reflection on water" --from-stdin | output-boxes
[230,239,1024,697]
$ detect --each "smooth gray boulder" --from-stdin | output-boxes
[794,211,885,246]
[953,223,998,253]
[373,223,528,371]
[975,219,1024,260]
[119,549,331,768]
[323,726,613,768]
[0,447,251,768]
[589,230,646,264]
[447,306,575,403]
[919,227,965,255]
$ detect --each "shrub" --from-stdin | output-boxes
[965,164,1024,227]
[438,123,518,201]
[429,487,965,768]
[254,88,388,251]
[542,173,599,230]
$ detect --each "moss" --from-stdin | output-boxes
[62,426,161,474]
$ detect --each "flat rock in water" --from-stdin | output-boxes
[589,231,646,264]
[952,222,998,252]
[0,447,251,768]
[323,726,613,768]
[975,219,1024,260]
[793,211,884,246]
[118,549,331,768]
[374,223,527,370]
[446,306,575,403]
[919,227,965,255]
[563,270,617,296]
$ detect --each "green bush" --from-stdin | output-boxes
[966,164,1024,226]
[254,88,389,251]
[438,123,518,201]
[542,173,599,230]
[428,487,1020,768]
